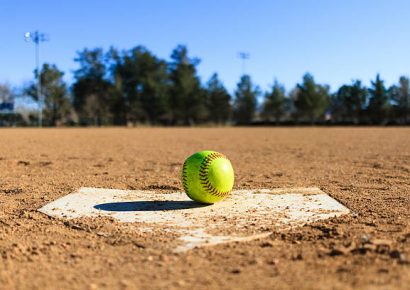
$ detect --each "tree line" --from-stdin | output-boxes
[1,45,409,126]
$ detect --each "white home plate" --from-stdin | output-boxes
[38,187,350,252]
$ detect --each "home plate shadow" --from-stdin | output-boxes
[38,187,350,252]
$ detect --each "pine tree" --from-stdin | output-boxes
[205,73,231,124]
[233,75,259,124]
[388,76,410,124]
[333,80,367,123]
[112,46,168,124]
[368,74,389,124]
[262,80,286,123]
[72,48,116,126]
[294,73,329,122]
[168,45,206,125]
[26,64,72,126]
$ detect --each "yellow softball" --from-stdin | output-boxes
[181,150,234,204]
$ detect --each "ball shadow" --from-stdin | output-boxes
[94,200,209,212]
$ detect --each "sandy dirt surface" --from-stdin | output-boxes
[0,127,409,290]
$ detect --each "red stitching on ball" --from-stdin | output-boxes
[198,152,231,198]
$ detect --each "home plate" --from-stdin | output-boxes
[38,187,350,252]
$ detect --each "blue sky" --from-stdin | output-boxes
[1,0,410,93]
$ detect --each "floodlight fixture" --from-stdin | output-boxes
[238,52,250,60]
[24,32,31,41]
[24,30,49,127]
[238,51,250,75]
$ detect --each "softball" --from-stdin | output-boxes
[181,150,234,204]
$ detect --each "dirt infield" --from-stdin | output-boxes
[0,127,409,290]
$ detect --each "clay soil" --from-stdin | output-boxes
[0,127,409,290]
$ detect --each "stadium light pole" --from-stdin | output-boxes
[24,31,49,127]
[238,52,250,75]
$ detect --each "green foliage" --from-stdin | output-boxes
[205,73,231,124]
[368,74,389,124]
[233,75,259,124]
[388,76,410,123]
[332,80,367,123]
[14,44,410,127]
[74,48,107,80]
[112,46,169,124]
[262,80,286,123]
[26,64,72,126]
[72,48,117,126]
[294,73,329,122]
[168,45,206,125]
